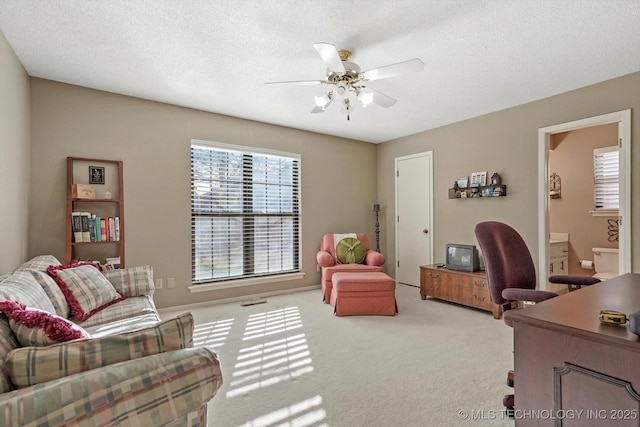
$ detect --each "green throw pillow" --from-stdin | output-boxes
[336,238,366,264]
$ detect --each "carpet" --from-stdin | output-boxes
[160,284,515,426]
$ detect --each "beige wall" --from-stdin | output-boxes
[377,71,640,278]
[29,79,378,309]
[550,124,618,276]
[0,30,30,273]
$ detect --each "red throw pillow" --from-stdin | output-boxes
[0,300,88,346]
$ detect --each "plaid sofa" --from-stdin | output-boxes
[0,256,223,426]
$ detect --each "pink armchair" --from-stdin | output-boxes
[317,233,385,303]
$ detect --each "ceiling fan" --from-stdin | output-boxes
[266,43,424,120]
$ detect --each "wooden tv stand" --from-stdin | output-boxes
[420,265,502,319]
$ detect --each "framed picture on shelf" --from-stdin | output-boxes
[456,176,469,188]
[471,171,487,187]
[89,166,105,184]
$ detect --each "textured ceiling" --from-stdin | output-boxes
[1,0,639,143]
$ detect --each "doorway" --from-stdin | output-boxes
[395,151,433,287]
[537,110,631,290]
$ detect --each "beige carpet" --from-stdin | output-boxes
[160,284,515,426]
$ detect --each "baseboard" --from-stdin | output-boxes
[157,285,321,315]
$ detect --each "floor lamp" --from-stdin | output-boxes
[373,203,381,252]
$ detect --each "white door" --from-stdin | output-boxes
[395,152,433,287]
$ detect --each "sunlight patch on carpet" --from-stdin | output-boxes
[238,395,327,427]
[243,306,302,340]
[226,306,314,399]
[193,318,234,348]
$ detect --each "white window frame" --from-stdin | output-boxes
[592,145,619,216]
[189,139,303,292]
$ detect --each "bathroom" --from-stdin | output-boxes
[548,123,619,290]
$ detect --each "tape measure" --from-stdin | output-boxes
[599,310,628,325]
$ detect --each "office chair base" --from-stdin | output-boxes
[503,394,514,418]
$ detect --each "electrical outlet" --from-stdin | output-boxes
[155,278,163,289]
[167,278,175,289]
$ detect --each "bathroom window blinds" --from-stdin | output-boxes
[593,146,619,210]
[190,140,300,285]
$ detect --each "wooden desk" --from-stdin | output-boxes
[509,273,640,426]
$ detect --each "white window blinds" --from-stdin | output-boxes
[191,141,300,284]
[593,146,619,210]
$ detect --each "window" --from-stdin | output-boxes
[191,140,300,285]
[593,146,619,210]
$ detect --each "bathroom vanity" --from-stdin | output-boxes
[549,233,569,294]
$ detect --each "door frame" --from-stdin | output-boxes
[395,151,434,285]
[537,109,631,289]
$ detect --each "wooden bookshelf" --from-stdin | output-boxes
[65,157,124,267]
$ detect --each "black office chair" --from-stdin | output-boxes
[474,221,599,416]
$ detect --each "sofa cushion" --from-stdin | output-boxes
[0,317,19,393]
[47,263,126,322]
[25,270,70,318]
[0,272,57,315]
[7,312,194,388]
[0,301,89,347]
[336,237,366,264]
[76,295,160,333]
[16,255,61,272]
[15,255,69,317]
[103,265,155,297]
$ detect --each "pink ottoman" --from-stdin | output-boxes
[330,272,398,316]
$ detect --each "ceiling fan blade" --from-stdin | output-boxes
[313,43,345,73]
[362,58,424,81]
[367,88,397,108]
[265,80,324,86]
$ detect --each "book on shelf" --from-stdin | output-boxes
[109,217,115,242]
[71,212,83,242]
[94,216,102,242]
[80,212,91,242]
[100,218,107,241]
[105,256,121,270]
[114,216,120,241]
[88,214,96,242]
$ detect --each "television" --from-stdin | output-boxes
[445,243,480,272]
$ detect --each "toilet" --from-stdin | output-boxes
[592,247,619,280]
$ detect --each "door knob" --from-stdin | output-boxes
[423,229,429,234]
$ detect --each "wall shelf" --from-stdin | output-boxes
[448,184,507,199]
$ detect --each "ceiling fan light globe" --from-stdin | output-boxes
[358,90,374,108]
[314,93,331,108]
[335,83,348,98]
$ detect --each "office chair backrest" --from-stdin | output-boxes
[474,221,537,305]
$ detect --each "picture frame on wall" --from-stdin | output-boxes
[89,166,105,184]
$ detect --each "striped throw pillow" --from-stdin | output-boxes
[47,263,126,321]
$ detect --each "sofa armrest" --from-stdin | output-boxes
[316,251,335,268]
[365,250,385,266]
[0,347,223,427]
[103,265,155,297]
